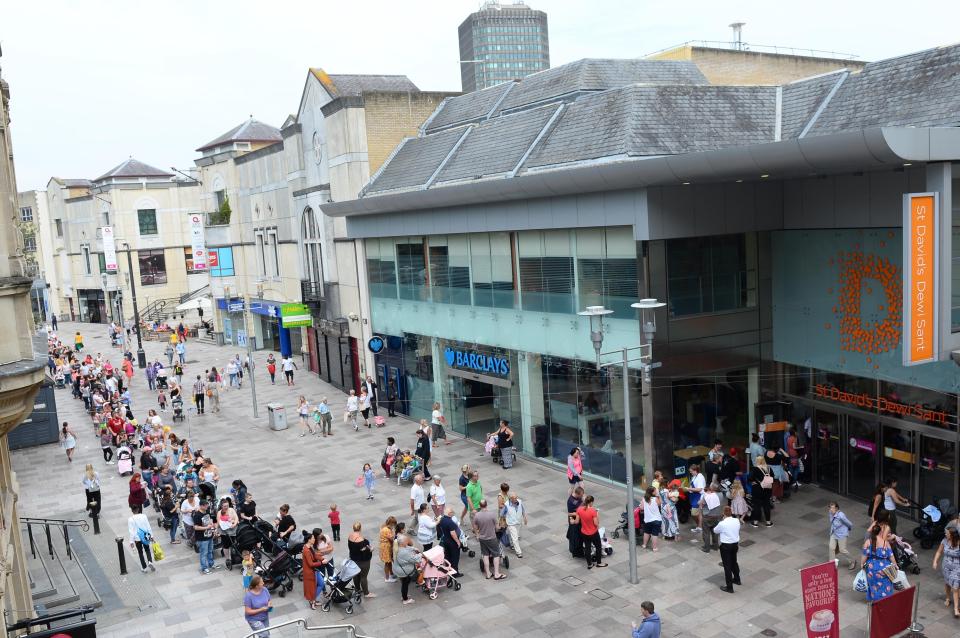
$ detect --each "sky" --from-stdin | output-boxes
[3,0,959,191]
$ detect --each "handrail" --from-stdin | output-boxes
[240,619,373,638]
[22,518,89,561]
[21,518,90,530]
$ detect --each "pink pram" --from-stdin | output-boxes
[419,545,461,599]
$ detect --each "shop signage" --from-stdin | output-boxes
[280,303,313,328]
[813,384,951,425]
[902,192,938,366]
[101,226,118,271]
[189,213,207,270]
[800,561,839,638]
[444,347,509,376]
[849,437,876,454]
[367,336,385,354]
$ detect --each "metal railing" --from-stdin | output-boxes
[300,280,325,303]
[21,518,90,561]
[241,620,373,638]
[645,39,860,60]
[180,284,211,304]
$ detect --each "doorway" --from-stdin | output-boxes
[448,373,517,448]
[846,416,879,502]
[815,410,840,492]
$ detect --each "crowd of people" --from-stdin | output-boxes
[48,322,960,637]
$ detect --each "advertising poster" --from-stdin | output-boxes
[189,214,207,270]
[101,226,117,271]
[800,561,839,638]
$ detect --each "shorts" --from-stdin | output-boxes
[642,520,662,537]
[568,475,581,485]
[479,538,501,557]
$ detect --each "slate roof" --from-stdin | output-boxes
[436,105,558,183]
[807,44,960,136]
[365,128,465,193]
[94,159,172,182]
[311,70,419,97]
[780,71,846,139]
[355,45,960,199]
[196,118,282,152]
[62,178,92,187]
[526,85,776,168]
[424,58,707,133]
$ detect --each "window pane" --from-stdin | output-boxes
[397,239,427,301]
[520,230,573,314]
[429,235,471,305]
[137,209,158,235]
[139,249,167,285]
[210,247,235,276]
[667,234,755,317]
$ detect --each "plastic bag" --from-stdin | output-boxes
[151,541,164,561]
[853,569,869,594]
[893,570,909,591]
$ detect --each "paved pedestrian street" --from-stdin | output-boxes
[15,323,959,638]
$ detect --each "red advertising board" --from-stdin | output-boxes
[869,586,915,638]
[800,561,839,638]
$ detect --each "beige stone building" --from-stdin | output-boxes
[0,55,47,638]
[648,43,866,85]
[47,160,202,324]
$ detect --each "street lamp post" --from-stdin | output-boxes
[578,299,664,586]
[122,243,147,368]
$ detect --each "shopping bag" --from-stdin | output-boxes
[893,569,909,591]
[355,476,364,487]
[852,568,867,592]
[151,541,164,561]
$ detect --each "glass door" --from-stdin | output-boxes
[919,436,956,516]
[814,410,840,492]
[880,424,915,507]
[845,417,879,501]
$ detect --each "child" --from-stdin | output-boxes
[729,479,749,522]
[828,502,857,570]
[362,464,375,500]
[158,389,167,412]
[328,504,341,541]
[241,550,256,589]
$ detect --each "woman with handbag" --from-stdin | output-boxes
[302,529,324,609]
[861,519,896,602]
[431,402,449,445]
[127,504,156,573]
[381,437,398,478]
[749,456,773,528]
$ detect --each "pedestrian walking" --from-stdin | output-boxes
[51,314,58,331]
[749,456,773,527]
[316,398,332,436]
[431,402,449,445]
[473,500,506,580]
[715,507,742,593]
[828,502,857,570]
[60,421,77,462]
[209,377,221,413]
[458,465,471,520]
[631,601,661,638]
[175,341,186,364]
[409,474,427,524]
[265,353,276,385]
[127,505,157,573]
[640,487,662,552]
[429,475,446,517]
[74,331,84,353]
[281,355,297,385]
[82,464,101,518]
[861,519,895,602]
[192,375,206,415]
[345,390,359,431]
[386,379,397,417]
[881,478,910,534]
[243,575,272,637]
[226,359,239,388]
[365,375,378,417]
[164,343,174,366]
[145,362,157,390]
[328,504,341,541]
[359,389,372,427]
[194,500,217,574]
[362,463,376,499]
[415,429,432,480]
[298,396,314,437]
[932,526,960,618]
[502,492,527,558]
[567,447,584,495]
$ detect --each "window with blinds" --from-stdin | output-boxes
[429,235,471,305]
[470,232,515,309]
[577,228,639,317]
[396,239,428,301]
[366,238,398,299]
[518,230,574,314]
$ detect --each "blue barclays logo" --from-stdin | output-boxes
[444,348,509,376]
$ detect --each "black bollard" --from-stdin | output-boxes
[45,523,54,559]
[92,512,101,535]
[115,537,127,575]
[64,524,72,560]
[27,523,36,559]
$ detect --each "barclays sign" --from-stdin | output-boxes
[444,347,510,377]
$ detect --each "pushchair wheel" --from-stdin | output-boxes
[345,603,354,615]
[503,555,510,569]
[454,581,461,591]
[321,601,331,612]
[911,565,920,575]
[279,588,286,598]
[446,579,453,588]
[354,590,362,603]
[430,592,437,600]
[612,530,620,539]
[467,550,476,558]
[285,580,294,591]
[912,527,923,539]
[921,538,935,550]
[226,560,232,571]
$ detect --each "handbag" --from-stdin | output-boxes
[355,476,364,487]
[151,541,164,561]
[760,470,774,489]
[343,412,350,424]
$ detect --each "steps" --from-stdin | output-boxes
[22,522,102,611]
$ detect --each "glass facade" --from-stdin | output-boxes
[366,228,638,317]
[667,233,757,317]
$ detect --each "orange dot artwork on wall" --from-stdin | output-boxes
[829,250,902,355]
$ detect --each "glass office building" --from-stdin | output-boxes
[458,1,550,93]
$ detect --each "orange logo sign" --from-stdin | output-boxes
[904,194,937,365]
[831,247,901,361]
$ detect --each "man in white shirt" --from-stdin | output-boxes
[687,465,707,532]
[714,506,741,593]
[409,474,426,521]
[699,485,724,553]
[281,356,298,386]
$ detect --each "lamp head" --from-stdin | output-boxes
[578,305,614,361]
[631,299,666,342]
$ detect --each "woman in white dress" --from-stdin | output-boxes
[60,421,77,463]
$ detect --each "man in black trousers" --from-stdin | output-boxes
[714,506,742,593]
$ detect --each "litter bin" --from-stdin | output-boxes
[267,403,287,431]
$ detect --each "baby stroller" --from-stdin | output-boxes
[486,434,502,464]
[116,446,134,476]
[397,457,421,485]
[890,535,921,575]
[260,550,296,597]
[611,506,642,542]
[912,499,955,549]
[420,545,461,599]
[318,558,362,614]
[54,372,65,389]
[228,520,263,570]
[156,375,169,390]
[172,397,185,423]
[598,527,614,557]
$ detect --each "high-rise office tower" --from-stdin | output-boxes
[458,1,549,93]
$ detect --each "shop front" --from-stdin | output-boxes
[307,322,358,393]
[76,289,106,324]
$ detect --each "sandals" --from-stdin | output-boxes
[493,574,506,580]
[309,601,319,610]
[595,563,608,568]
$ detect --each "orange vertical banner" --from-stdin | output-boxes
[903,193,938,366]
